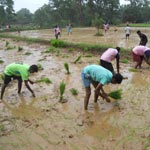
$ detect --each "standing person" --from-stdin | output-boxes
[1,63,38,99]
[100,47,121,74]
[132,45,150,69]
[81,64,123,110]
[125,24,131,40]
[54,25,61,39]
[137,30,148,46]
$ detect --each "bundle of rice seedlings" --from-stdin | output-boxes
[74,55,81,64]
[36,77,52,84]
[128,68,139,72]
[108,89,122,100]
[59,81,66,101]
[64,62,70,74]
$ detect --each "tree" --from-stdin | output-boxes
[92,13,104,36]
[0,0,15,26]
[16,8,33,25]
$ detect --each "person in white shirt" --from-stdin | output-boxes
[125,24,131,40]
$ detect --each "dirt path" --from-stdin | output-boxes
[0,31,150,150]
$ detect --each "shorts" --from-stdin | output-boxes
[81,71,91,88]
[132,52,142,62]
[144,50,150,65]
[4,74,22,85]
[100,59,114,74]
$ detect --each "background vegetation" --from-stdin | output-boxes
[0,0,150,30]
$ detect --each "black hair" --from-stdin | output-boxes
[116,47,120,52]
[30,65,38,72]
[113,73,123,84]
[137,30,141,34]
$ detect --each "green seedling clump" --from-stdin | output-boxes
[70,88,78,95]
[18,46,23,51]
[36,78,52,84]
[37,64,44,70]
[59,81,66,101]
[74,55,81,64]
[0,60,4,64]
[24,52,32,55]
[108,89,122,100]
[64,62,70,74]
[120,59,129,64]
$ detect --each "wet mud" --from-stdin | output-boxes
[0,27,150,150]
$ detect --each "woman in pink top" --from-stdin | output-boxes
[100,47,120,74]
[132,45,150,69]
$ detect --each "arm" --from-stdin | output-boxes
[116,53,120,73]
[24,80,35,97]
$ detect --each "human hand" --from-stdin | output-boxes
[29,80,34,84]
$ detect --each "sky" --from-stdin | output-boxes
[13,0,128,13]
[13,0,49,13]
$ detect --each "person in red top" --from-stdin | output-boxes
[132,45,150,69]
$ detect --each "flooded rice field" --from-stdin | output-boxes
[0,27,150,150]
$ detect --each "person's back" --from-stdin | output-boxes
[83,64,113,85]
[132,45,148,56]
[101,48,118,62]
[5,63,29,80]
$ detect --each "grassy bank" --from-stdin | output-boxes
[0,33,131,59]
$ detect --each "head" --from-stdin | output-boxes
[116,47,120,52]
[137,30,141,35]
[29,65,38,73]
[111,73,123,84]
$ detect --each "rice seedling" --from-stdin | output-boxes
[44,47,56,53]
[64,62,70,74]
[128,68,139,72]
[24,52,32,55]
[74,55,82,64]
[108,89,122,100]
[18,46,23,51]
[120,59,129,64]
[0,60,4,64]
[37,63,44,70]
[70,88,78,95]
[36,77,52,84]
[59,81,66,101]
[6,45,15,50]
[5,41,9,47]
[0,74,4,80]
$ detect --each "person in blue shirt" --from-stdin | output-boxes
[81,64,123,110]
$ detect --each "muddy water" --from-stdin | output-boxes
[0,29,150,150]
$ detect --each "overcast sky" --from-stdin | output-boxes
[13,0,128,13]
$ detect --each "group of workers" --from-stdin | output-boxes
[0,29,149,110]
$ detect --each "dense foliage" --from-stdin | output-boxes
[0,0,150,28]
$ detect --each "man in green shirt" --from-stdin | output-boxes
[1,63,38,99]
[81,64,123,110]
